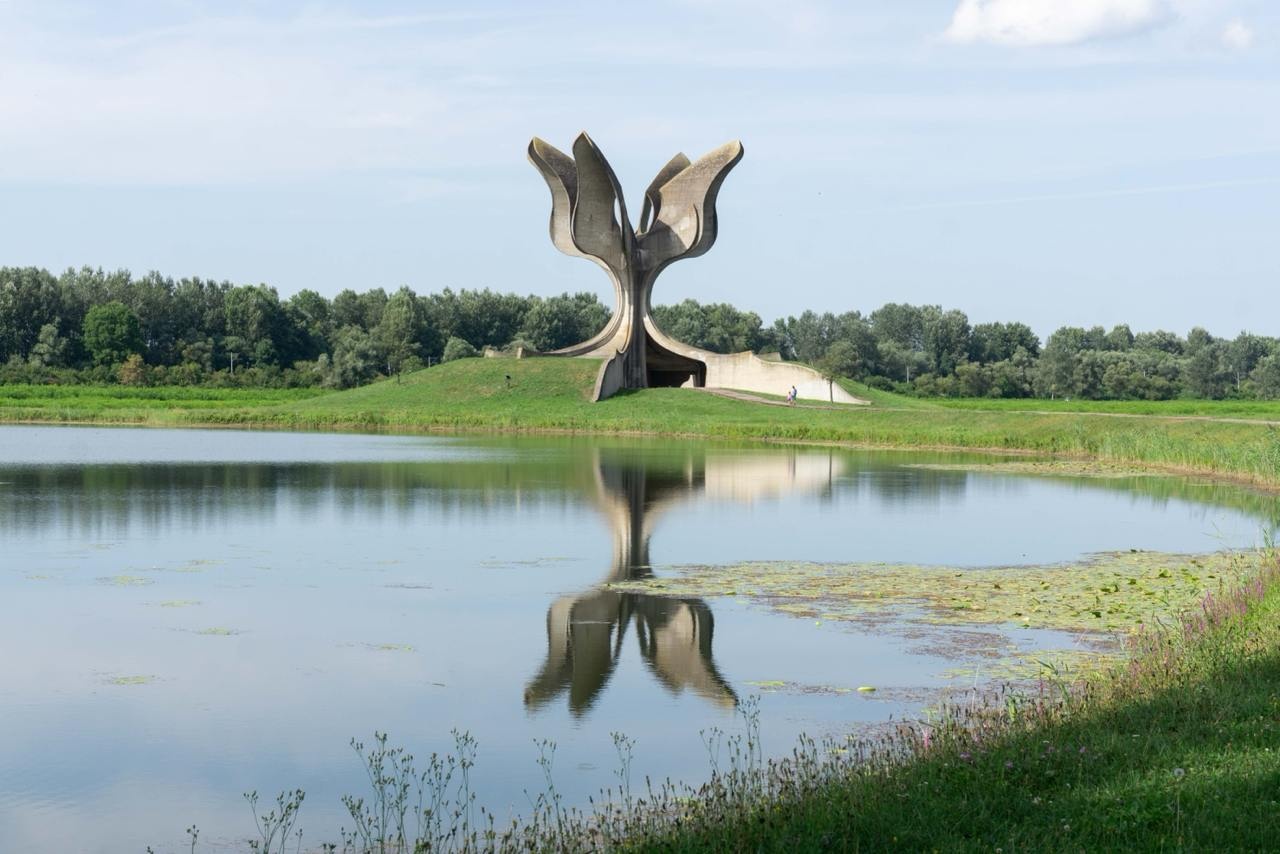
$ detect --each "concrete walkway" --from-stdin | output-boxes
[698,388,857,411]
[701,388,1280,426]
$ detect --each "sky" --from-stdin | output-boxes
[0,0,1277,338]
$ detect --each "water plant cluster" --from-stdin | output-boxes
[149,547,1279,852]
[609,549,1251,636]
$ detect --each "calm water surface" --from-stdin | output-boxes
[0,425,1272,851]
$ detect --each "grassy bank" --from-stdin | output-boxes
[0,383,322,419]
[2,357,1279,487]
[627,549,1280,852]
[931,396,1280,420]
[217,549,1280,852]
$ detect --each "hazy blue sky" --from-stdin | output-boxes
[1,0,1276,337]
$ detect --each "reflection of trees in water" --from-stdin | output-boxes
[843,465,968,507]
[0,446,1273,538]
[0,463,592,536]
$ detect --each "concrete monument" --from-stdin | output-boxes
[528,133,866,404]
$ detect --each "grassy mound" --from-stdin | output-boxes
[2,357,1279,487]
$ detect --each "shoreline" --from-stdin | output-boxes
[5,409,1280,493]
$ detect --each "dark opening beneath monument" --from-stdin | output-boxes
[646,340,705,389]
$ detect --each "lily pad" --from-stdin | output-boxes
[606,549,1261,636]
[99,574,152,587]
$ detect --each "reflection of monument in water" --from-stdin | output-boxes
[524,449,845,716]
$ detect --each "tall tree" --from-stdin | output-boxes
[376,286,428,374]
[83,301,144,365]
[521,292,610,352]
[224,284,287,366]
[870,303,925,352]
[921,307,971,376]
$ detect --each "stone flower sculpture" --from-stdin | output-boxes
[528,133,744,393]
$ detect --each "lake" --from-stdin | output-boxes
[0,425,1272,851]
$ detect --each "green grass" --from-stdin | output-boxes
[932,396,1280,420]
[633,552,1280,852]
[0,383,323,417]
[2,358,1279,487]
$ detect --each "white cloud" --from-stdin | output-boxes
[1221,19,1254,50]
[943,0,1173,46]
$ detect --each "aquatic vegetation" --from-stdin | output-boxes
[155,599,201,608]
[609,550,1255,635]
[105,675,156,686]
[99,574,152,586]
[480,556,579,568]
[940,648,1126,682]
[168,554,1279,850]
[366,643,415,653]
[194,627,240,636]
[745,680,854,695]
[904,460,1165,479]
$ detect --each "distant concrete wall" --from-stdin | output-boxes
[592,351,626,402]
[640,315,866,405]
[701,352,867,404]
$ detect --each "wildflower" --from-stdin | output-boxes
[1004,760,1014,769]
[1173,767,1186,780]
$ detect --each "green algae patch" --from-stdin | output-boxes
[745,680,855,696]
[174,559,219,573]
[99,574,153,587]
[940,647,1126,682]
[608,550,1257,635]
[155,599,201,608]
[195,627,241,636]
[105,675,156,686]
[903,460,1165,480]
[367,643,415,653]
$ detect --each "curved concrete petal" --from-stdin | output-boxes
[527,137,584,260]
[569,133,629,271]
[647,140,744,263]
[639,152,691,234]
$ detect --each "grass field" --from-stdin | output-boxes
[932,396,1280,420]
[2,358,1279,487]
[618,550,1280,852]
[0,383,323,417]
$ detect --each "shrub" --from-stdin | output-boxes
[442,337,478,363]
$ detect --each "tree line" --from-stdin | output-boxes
[0,266,607,388]
[2,265,1277,399]
[659,299,1280,401]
